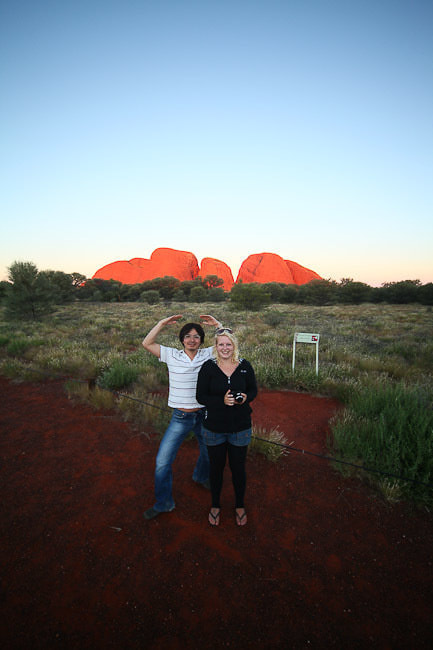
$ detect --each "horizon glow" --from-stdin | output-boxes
[1,0,432,287]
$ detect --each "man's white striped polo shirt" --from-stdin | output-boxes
[159,345,214,409]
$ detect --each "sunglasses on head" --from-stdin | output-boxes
[215,327,233,335]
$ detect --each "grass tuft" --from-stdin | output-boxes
[250,425,291,462]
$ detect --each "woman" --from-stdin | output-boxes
[196,327,257,526]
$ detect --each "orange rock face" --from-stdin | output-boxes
[93,248,199,284]
[150,248,199,281]
[93,248,321,287]
[199,258,234,291]
[285,259,322,285]
[236,253,295,284]
[93,259,154,284]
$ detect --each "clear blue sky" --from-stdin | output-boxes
[1,0,432,286]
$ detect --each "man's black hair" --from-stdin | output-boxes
[179,322,205,345]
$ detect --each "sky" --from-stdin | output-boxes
[1,0,432,287]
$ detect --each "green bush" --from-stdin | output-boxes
[190,286,207,302]
[329,383,433,505]
[7,339,32,356]
[98,360,141,391]
[4,261,56,320]
[229,283,271,311]
[207,287,226,302]
[262,310,285,327]
[141,290,160,304]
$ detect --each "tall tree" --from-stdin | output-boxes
[5,261,55,319]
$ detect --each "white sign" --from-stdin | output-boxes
[295,333,320,344]
[292,332,320,375]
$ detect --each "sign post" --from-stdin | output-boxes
[292,333,320,375]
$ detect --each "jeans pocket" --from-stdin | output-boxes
[231,428,252,446]
[203,429,218,446]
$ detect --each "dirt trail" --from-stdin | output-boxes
[1,378,432,649]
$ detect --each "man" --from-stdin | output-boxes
[142,313,222,520]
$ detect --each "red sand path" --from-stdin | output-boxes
[1,378,432,649]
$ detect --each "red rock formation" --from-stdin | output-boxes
[93,248,322,287]
[150,248,199,281]
[285,259,322,285]
[93,248,199,284]
[199,258,234,291]
[236,253,295,284]
[93,259,153,284]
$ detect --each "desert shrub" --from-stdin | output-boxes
[141,290,160,304]
[229,283,271,311]
[7,339,33,356]
[98,359,141,391]
[202,275,224,290]
[418,283,433,305]
[262,283,285,302]
[0,358,39,380]
[117,392,171,434]
[207,288,226,302]
[189,286,207,302]
[65,381,116,411]
[337,279,373,304]
[262,310,285,327]
[173,290,187,301]
[329,383,433,505]
[280,286,298,303]
[4,261,56,319]
[250,425,291,462]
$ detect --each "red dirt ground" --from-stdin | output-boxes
[1,377,432,649]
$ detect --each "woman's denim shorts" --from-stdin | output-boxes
[202,427,252,447]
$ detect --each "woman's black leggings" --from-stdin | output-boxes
[207,442,248,509]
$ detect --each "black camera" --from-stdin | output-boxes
[231,392,244,403]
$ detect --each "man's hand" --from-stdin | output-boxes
[200,314,222,327]
[163,314,183,326]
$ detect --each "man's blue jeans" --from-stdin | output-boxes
[153,409,209,512]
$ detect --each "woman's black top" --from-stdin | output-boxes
[196,358,258,433]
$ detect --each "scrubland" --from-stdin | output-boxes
[1,302,432,506]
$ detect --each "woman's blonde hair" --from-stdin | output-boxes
[213,329,240,364]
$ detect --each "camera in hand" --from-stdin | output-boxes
[231,392,244,403]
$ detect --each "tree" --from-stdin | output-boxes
[122,283,144,301]
[418,283,433,306]
[262,283,285,302]
[202,275,224,290]
[0,281,10,302]
[71,272,87,287]
[296,279,337,305]
[190,286,207,302]
[381,280,421,304]
[207,287,226,302]
[151,277,181,300]
[229,283,271,311]
[75,278,121,301]
[140,290,160,304]
[280,285,298,303]
[5,261,55,319]
[338,278,372,304]
[173,289,187,302]
[179,278,205,297]
[39,270,75,303]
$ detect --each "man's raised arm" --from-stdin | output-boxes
[142,314,183,358]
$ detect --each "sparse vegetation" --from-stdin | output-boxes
[329,383,433,505]
[250,425,291,462]
[0,301,432,504]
